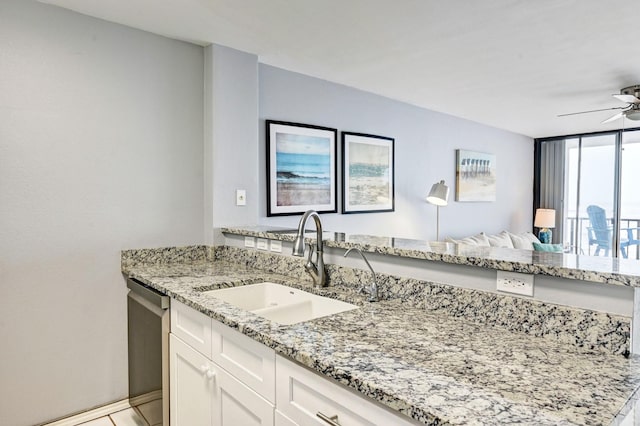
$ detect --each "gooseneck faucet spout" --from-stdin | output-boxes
[344,247,379,302]
[292,210,326,287]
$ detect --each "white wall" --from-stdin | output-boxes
[0,2,204,425]
[205,44,259,244]
[258,65,534,240]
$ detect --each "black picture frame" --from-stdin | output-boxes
[266,120,338,216]
[342,132,395,214]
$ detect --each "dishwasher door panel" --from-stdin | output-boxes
[127,278,170,425]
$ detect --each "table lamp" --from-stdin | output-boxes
[534,208,555,244]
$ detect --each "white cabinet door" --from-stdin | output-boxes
[171,331,273,426]
[275,410,299,426]
[169,334,214,426]
[212,319,276,403]
[214,365,274,426]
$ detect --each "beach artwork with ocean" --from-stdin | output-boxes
[275,132,332,207]
[344,134,394,213]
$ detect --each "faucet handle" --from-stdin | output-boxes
[304,243,317,272]
[306,242,315,261]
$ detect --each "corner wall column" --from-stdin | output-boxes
[204,44,260,244]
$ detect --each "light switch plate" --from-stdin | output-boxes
[256,238,268,250]
[496,271,534,296]
[236,189,246,206]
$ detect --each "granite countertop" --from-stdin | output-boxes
[123,256,640,426]
[221,226,640,287]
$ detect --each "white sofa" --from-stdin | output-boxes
[445,231,542,250]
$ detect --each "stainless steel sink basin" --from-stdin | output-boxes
[202,282,358,325]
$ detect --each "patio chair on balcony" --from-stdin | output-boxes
[586,205,640,258]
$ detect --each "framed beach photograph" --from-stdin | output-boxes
[342,132,394,214]
[455,149,496,202]
[266,120,337,216]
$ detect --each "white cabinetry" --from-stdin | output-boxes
[213,364,273,426]
[169,334,213,426]
[171,299,212,357]
[275,411,298,426]
[170,300,274,426]
[170,300,417,426]
[276,356,417,426]
[211,319,276,402]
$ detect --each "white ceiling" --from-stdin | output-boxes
[41,0,640,138]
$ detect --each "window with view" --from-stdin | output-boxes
[535,128,640,259]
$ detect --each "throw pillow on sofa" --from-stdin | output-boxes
[508,232,541,250]
[532,242,563,252]
[486,231,515,248]
[445,233,490,246]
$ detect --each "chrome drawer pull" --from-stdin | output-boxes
[317,412,341,426]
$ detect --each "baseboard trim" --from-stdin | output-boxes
[41,399,131,426]
[41,390,162,426]
[129,389,163,407]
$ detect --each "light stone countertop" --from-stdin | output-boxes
[221,226,640,287]
[123,255,640,426]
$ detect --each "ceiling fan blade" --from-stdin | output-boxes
[602,112,624,124]
[558,106,626,117]
[613,94,640,104]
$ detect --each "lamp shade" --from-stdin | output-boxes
[534,208,556,228]
[426,180,449,206]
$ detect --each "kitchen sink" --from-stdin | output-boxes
[202,282,358,325]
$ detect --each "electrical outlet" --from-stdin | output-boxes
[244,236,255,248]
[270,240,282,253]
[256,238,268,250]
[496,271,534,296]
[236,189,246,206]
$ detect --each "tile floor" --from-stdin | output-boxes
[77,398,161,426]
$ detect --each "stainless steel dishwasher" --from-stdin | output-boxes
[127,278,170,426]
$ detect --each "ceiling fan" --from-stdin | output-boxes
[558,85,640,123]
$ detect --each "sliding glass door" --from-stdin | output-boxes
[564,134,617,257]
[537,128,640,259]
[621,130,640,259]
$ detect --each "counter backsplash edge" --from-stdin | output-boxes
[121,244,213,268]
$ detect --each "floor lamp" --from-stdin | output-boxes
[426,180,450,241]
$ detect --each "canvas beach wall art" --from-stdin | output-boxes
[266,120,337,216]
[455,149,496,202]
[342,132,394,213]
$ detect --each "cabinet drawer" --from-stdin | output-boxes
[171,300,212,358]
[212,319,276,403]
[276,356,417,426]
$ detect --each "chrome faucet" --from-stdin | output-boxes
[344,248,379,302]
[292,210,326,287]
